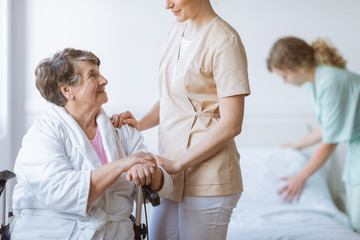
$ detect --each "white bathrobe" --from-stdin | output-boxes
[11,105,172,240]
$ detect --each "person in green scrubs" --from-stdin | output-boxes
[267,36,360,232]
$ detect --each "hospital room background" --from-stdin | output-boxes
[1,0,360,238]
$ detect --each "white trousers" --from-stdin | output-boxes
[346,184,360,232]
[149,193,241,240]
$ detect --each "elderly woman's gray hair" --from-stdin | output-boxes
[35,48,100,106]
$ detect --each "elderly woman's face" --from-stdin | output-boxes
[70,61,108,109]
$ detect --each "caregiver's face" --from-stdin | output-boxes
[165,0,202,22]
[72,61,108,108]
[273,68,307,87]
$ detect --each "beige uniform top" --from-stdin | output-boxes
[158,17,250,202]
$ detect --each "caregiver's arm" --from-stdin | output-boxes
[155,94,245,174]
[282,126,322,149]
[111,100,160,131]
[88,152,156,207]
[301,142,337,179]
[278,142,337,202]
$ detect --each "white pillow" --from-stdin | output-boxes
[238,147,334,208]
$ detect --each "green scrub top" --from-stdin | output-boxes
[307,65,360,185]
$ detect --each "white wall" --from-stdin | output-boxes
[24,0,173,152]
[0,0,27,225]
[22,0,360,153]
[25,0,171,113]
[2,0,360,160]
[0,0,11,169]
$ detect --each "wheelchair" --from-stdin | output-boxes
[0,170,15,240]
[0,169,158,240]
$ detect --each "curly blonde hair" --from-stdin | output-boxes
[267,37,346,72]
[311,38,346,69]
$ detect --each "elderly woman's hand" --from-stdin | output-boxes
[111,111,142,131]
[121,151,156,172]
[126,164,155,186]
[126,163,164,191]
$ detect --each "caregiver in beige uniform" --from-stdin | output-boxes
[111,0,250,239]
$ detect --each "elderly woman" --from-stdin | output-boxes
[10,48,172,240]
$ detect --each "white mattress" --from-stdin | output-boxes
[227,148,360,240]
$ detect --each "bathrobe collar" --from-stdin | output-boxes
[52,104,120,169]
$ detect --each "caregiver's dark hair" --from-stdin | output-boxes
[35,48,100,106]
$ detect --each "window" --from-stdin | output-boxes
[0,0,9,138]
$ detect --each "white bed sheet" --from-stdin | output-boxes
[227,148,360,240]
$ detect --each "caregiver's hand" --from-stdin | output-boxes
[153,154,182,175]
[111,111,142,131]
[278,173,306,202]
[281,142,301,149]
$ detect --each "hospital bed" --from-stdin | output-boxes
[226,147,360,240]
